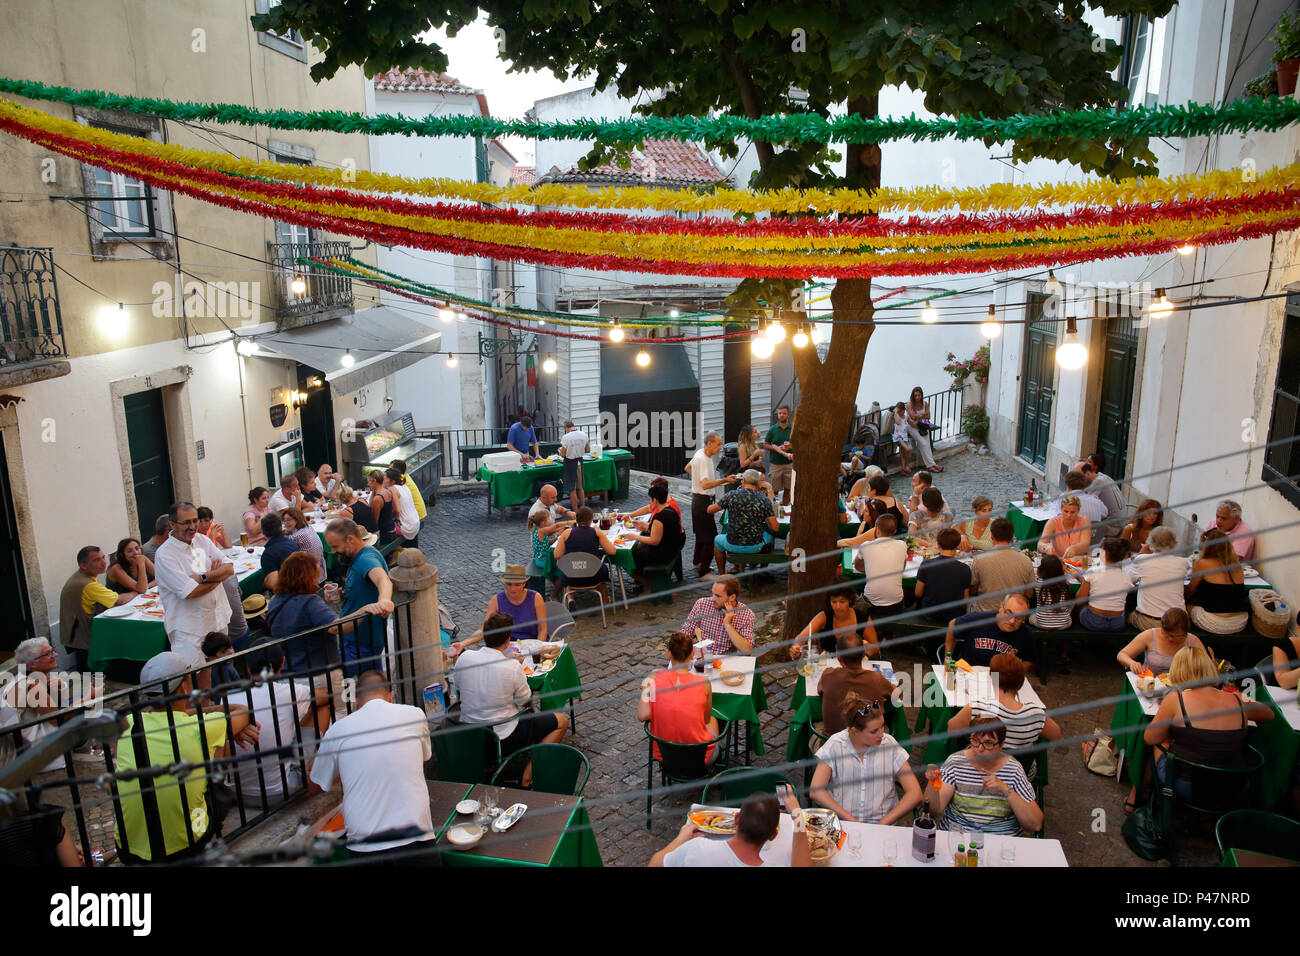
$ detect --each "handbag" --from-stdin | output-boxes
[1122,803,1170,860]
[917,420,931,436]
[1081,729,1119,776]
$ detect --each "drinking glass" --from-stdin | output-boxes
[483,791,501,818]
[1000,841,1016,867]
[882,837,898,866]
[847,831,862,861]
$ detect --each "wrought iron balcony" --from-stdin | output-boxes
[0,246,67,367]
[267,239,354,328]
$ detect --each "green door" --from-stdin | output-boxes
[1016,293,1055,469]
[124,389,175,539]
[1097,312,1140,481]
[0,432,34,650]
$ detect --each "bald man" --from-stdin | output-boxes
[945,595,1035,667]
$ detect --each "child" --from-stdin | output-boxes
[890,402,913,473]
[202,631,241,687]
[1031,554,1075,673]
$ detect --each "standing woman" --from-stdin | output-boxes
[904,386,942,473]
[242,487,271,547]
[1186,529,1250,635]
[736,425,764,471]
[788,584,879,658]
[366,469,398,545]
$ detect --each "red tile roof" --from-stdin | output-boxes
[540,139,731,187]
[373,67,476,94]
[509,165,536,186]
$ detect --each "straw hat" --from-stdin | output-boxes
[242,593,269,619]
[500,564,528,584]
[361,531,379,548]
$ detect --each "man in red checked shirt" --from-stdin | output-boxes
[682,577,755,655]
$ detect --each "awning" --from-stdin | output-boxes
[600,341,698,400]
[254,306,441,394]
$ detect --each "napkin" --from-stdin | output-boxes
[955,659,973,672]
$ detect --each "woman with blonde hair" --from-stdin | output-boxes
[736,425,763,471]
[1037,495,1091,558]
[1185,529,1249,634]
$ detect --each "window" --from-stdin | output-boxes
[1122,14,1167,108]
[89,127,155,237]
[1262,296,1300,509]
[255,0,308,63]
[75,110,173,259]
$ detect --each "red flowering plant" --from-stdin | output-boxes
[943,345,991,388]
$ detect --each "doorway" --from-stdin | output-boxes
[124,388,176,539]
[296,363,337,472]
[1096,306,1140,480]
[723,321,752,441]
[0,432,34,650]
[1016,293,1055,469]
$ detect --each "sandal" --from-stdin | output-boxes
[1123,798,1138,814]
[931,464,944,473]
[902,466,913,476]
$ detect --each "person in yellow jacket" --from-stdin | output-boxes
[394,459,427,520]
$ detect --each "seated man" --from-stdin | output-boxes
[819,633,897,736]
[141,514,171,562]
[914,527,972,626]
[309,670,439,866]
[708,469,780,573]
[268,473,303,515]
[908,487,955,547]
[853,514,907,618]
[1062,469,1107,525]
[201,631,241,688]
[259,512,296,590]
[454,612,569,782]
[682,577,755,655]
[969,518,1034,613]
[529,483,575,535]
[650,788,810,867]
[905,470,945,514]
[1081,453,1125,519]
[945,595,1035,667]
[1205,498,1255,562]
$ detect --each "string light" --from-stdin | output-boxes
[438,307,454,323]
[766,314,786,342]
[980,304,1002,338]
[236,338,256,356]
[290,273,306,295]
[1055,316,1088,369]
[920,300,938,324]
[751,316,775,358]
[1177,243,1196,255]
[445,353,458,368]
[608,317,625,343]
[791,322,809,348]
[340,349,355,368]
[542,352,557,374]
[1149,289,1174,319]
[635,346,651,367]
[810,323,825,344]
[668,308,680,318]
[1044,270,1062,296]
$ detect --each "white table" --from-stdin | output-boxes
[705,655,756,698]
[103,547,265,623]
[755,814,1068,867]
[930,663,1046,710]
[803,658,897,697]
[1266,685,1300,732]
[1011,499,1059,523]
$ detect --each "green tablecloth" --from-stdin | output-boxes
[476,449,632,510]
[440,800,603,867]
[528,645,583,713]
[538,540,636,578]
[1007,502,1049,544]
[712,668,769,758]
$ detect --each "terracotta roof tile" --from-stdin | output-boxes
[509,165,536,186]
[373,67,476,94]
[540,139,730,187]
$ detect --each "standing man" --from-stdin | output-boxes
[762,405,795,505]
[560,420,591,513]
[154,502,235,685]
[686,431,739,580]
[324,518,395,676]
[506,414,540,461]
[59,545,134,672]
[682,577,755,655]
[309,670,440,866]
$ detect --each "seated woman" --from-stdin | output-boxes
[1117,608,1204,676]
[637,632,720,764]
[627,483,684,589]
[788,584,880,658]
[1134,646,1273,809]
[242,486,271,548]
[1185,529,1249,635]
[1077,536,1131,632]
[1121,498,1163,554]
[1037,495,1091,558]
[810,693,921,825]
[624,476,682,524]
[928,719,1043,836]
[554,506,615,602]
[1271,625,1300,689]
[947,653,1061,779]
[526,507,562,593]
[106,537,155,594]
[196,507,230,549]
[280,507,327,586]
[266,552,344,708]
[836,498,890,548]
[958,496,996,552]
[846,464,885,502]
[1029,554,1072,630]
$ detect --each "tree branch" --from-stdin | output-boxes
[721,37,774,167]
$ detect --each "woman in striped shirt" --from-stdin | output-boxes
[928,719,1043,836]
[946,654,1060,779]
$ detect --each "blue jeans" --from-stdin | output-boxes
[1079,606,1126,631]
[714,531,774,554]
[1154,753,1194,801]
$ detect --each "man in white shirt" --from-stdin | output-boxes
[686,431,739,579]
[154,502,234,683]
[559,420,591,513]
[853,513,908,617]
[316,463,339,497]
[309,670,440,866]
[453,611,568,785]
[1126,526,1187,630]
[651,788,810,867]
[268,473,303,515]
[528,483,574,537]
[385,467,420,545]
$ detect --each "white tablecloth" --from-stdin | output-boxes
[756,814,1068,867]
[804,659,897,697]
[932,664,1045,710]
[1012,500,1058,522]
[104,547,265,623]
[707,655,756,698]
[1267,685,1300,732]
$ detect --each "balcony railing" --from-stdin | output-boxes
[268,239,354,327]
[0,246,67,367]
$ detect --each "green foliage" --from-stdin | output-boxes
[961,403,990,445]
[1273,12,1300,63]
[1244,70,1280,99]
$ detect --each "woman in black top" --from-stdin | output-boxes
[555,506,616,594]
[1186,529,1249,634]
[628,484,684,585]
[789,583,879,657]
[106,537,155,595]
[366,470,397,544]
[339,485,378,533]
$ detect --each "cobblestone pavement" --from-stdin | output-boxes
[418,451,1216,868]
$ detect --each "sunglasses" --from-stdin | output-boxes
[855,700,882,716]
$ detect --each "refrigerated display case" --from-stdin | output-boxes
[342,410,442,501]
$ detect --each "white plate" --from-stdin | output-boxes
[1244,567,1260,578]
[100,605,136,619]
[535,659,556,675]
[455,799,480,815]
[446,824,485,847]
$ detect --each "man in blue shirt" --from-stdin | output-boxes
[260,513,297,590]
[324,518,394,676]
[507,415,540,460]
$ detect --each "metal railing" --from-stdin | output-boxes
[0,246,67,367]
[431,424,601,481]
[847,387,966,451]
[0,595,419,866]
[268,239,354,324]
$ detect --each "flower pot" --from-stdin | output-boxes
[1278,59,1300,96]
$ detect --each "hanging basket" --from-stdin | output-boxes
[1249,589,1292,640]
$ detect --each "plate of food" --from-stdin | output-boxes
[100,604,135,619]
[689,807,738,835]
[455,799,480,815]
[1243,566,1260,578]
[535,659,557,675]
[720,670,745,687]
[446,824,485,847]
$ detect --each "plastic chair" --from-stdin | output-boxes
[1214,809,1300,863]
[491,743,591,798]
[701,767,793,807]
[803,720,832,788]
[545,601,574,643]
[644,710,731,829]
[557,552,609,627]
[432,720,502,785]
[641,559,677,606]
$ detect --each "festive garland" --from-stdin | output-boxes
[4,76,1300,146]
[5,98,1297,216]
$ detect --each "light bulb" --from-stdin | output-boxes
[1177,243,1196,256]
[608,318,625,343]
[669,308,680,318]
[980,304,1001,339]
[236,338,256,356]
[542,352,557,374]
[290,273,307,295]
[792,324,809,349]
[920,300,938,324]
[1055,317,1088,370]
[766,317,786,342]
[1148,289,1174,320]
[1044,270,1062,297]
[810,323,824,344]
[445,353,458,368]
[751,335,775,359]
[340,349,355,368]
[635,347,651,367]
[438,308,454,323]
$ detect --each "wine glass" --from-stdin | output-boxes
[882,836,898,866]
[483,791,501,818]
[847,831,862,861]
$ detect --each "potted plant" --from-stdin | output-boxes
[961,403,990,446]
[1273,12,1300,96]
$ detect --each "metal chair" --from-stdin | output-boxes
[557,552,609,627]
[1214,809,1300,863]
[804,720,832,788]
[545,600,575,643]
[432,719,501,785]
[1152,744,1265,863]
[491,743,591,798]
[701,767,793,807]
[644,710,731,829]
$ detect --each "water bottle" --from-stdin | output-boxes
[969,826,984,866]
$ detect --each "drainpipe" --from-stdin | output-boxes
[237,351,254,488]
